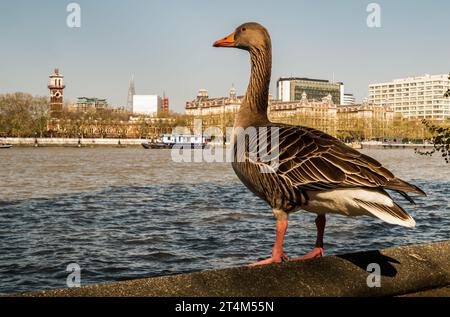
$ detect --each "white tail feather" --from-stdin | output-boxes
[354,199,416,228]
[304,188,417,228]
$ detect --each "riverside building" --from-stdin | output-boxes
[185,87,243,116]
[76,97,108,112]
[133,95,163,116]
[277,77,344,105]
[368,74,450,120]
[343,93,356,106]
[185,88,394,139]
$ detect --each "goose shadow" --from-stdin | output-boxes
[337,250,400,277]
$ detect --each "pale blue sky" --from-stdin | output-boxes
[1,0,450,112]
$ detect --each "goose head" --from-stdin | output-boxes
[213,22,271,51]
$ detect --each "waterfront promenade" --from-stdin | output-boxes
[1,137,145,147]
[1,138,436,149]
[19,241,450,297]
[361,141,435,149]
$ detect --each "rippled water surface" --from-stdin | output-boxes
[0,147,449,294]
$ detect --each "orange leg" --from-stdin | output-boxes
[249,219,289,266]
[292,214,326,261]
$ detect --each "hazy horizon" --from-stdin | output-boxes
[1,0,450,112]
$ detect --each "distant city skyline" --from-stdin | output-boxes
[1,0,450,112]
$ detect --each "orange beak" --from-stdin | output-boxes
[213,32,236,47]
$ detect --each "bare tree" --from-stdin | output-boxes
[0,92,49,137]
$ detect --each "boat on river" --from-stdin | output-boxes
[142,142,172,149]
[0,144,12,149]
[142,134,208,149]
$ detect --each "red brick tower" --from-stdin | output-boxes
[48,68,65,114]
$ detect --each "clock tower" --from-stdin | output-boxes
[48,68,65,114]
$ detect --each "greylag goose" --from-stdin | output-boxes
[213,22,426,266]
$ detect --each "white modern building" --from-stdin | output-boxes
[343,93,356,105]
[132,95,163,116]
[368,74,450,120]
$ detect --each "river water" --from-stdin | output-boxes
[0,147,449,294]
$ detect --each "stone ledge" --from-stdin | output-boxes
[18,241,450,297]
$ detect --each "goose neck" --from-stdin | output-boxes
[238,46,272,125]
